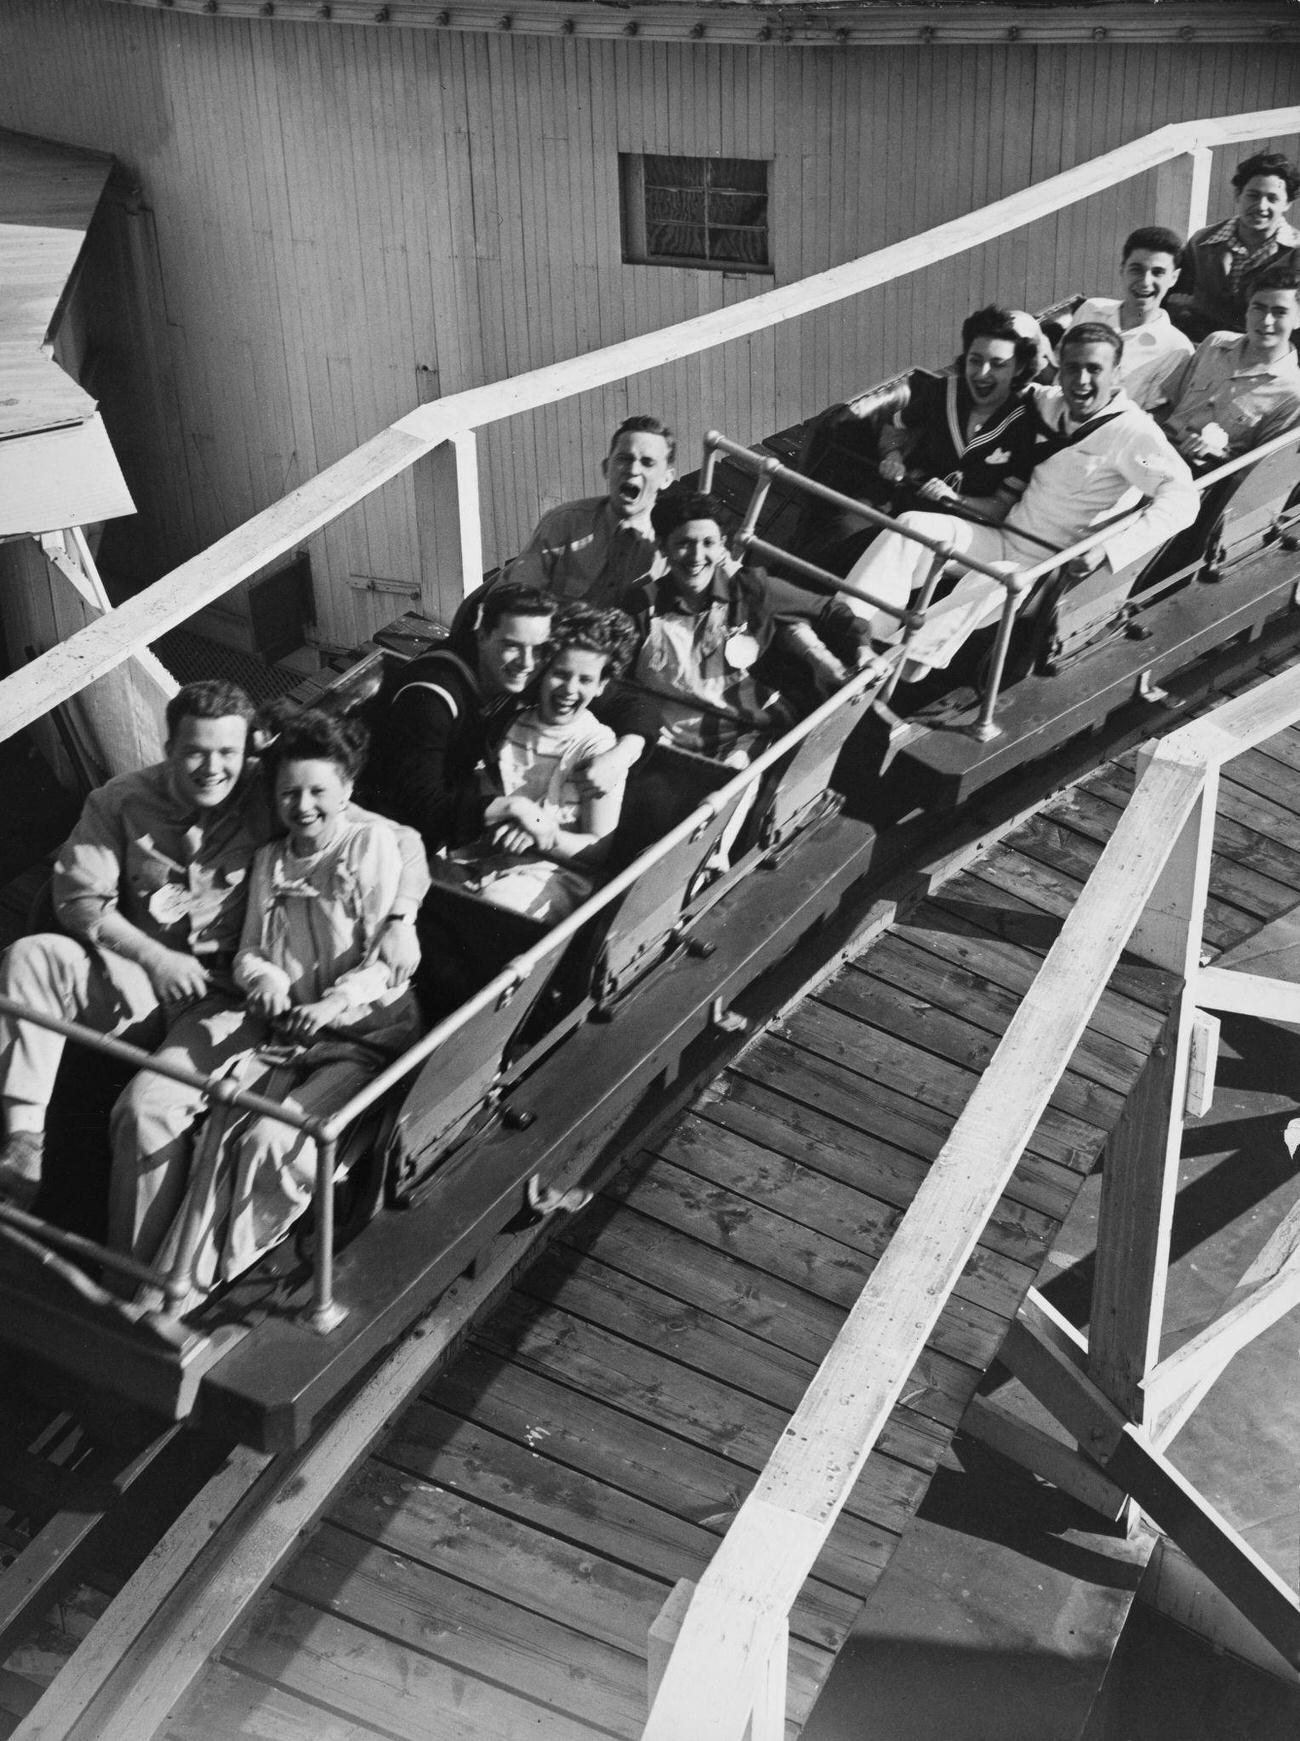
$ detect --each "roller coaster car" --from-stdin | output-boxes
[700,329,1300,809]
[4,319,1300,1451]
[0,624,882,1448]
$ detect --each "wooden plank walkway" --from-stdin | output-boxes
[105,686,1300,1737]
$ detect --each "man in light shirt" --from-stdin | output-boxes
[1159,271,1300,470]
[844,324,1198,673]
[1066,226,1193,412]
[491,414,677,611]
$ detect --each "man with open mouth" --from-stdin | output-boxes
[464,412,678,619]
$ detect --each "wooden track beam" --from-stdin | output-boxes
[1144,1196,1300,1450]
[1196,963,1300,1024]
[961,1395,1129,1522]
[1004,1292,1300,1671]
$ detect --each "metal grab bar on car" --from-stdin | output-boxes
[0,991,321,1302]
[703,428,1021,596]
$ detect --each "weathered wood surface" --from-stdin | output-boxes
[0,129,111,442]
[149,713,1300,1738]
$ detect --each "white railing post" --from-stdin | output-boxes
[413,428,483,623]
[1088,745,1219,1426]
[1154,144,1214,240]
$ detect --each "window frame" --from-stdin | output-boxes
[620,152,773,275]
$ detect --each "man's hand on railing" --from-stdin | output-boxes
[1173,424,1231,468]
[376,913,420,982]
[144,947,211,1007]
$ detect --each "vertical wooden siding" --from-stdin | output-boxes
[0,1,1297,641]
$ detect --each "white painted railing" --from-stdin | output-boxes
[0,106,1294,747]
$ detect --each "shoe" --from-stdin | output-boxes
[0,1131,44,1212]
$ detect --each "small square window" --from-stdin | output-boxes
[621,153,772,273]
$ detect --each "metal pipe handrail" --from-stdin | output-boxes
[713,413,1300,599]
[704,429,1019,590]
[0,1197,169,1293]
[712,419,1300,740]
[0,993,317,1134]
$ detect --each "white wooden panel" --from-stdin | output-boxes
[0,416,134,537]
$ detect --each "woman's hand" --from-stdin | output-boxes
[915,476,959,505]
[878,452,906,485]
[279,993,350,1037]
[246,983,292,1021]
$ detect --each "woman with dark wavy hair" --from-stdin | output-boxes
[874,303,1045,523]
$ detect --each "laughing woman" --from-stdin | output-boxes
[810,305,1046,576]
[873,304,1046,522]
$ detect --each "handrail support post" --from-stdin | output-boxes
[414,428,483,623]
[1154,143,1214,239]
[303,1128,347,1335]
[972,570,1031,741]
[1088,761,1217,1421]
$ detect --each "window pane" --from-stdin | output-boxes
[709,190,768,228]
[647,221,709,260]
[645,185,708,225]
[709,226,769,266]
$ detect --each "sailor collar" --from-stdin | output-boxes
[1032,386,1136,452]
[943,373,1027,456]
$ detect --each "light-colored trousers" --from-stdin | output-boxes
[0,934,254,1261]
[845,512,1039,668]
[0,932,166,1110]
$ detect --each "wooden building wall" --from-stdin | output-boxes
[0,1,1297,643]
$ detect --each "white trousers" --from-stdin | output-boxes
[845,513,1043,670]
